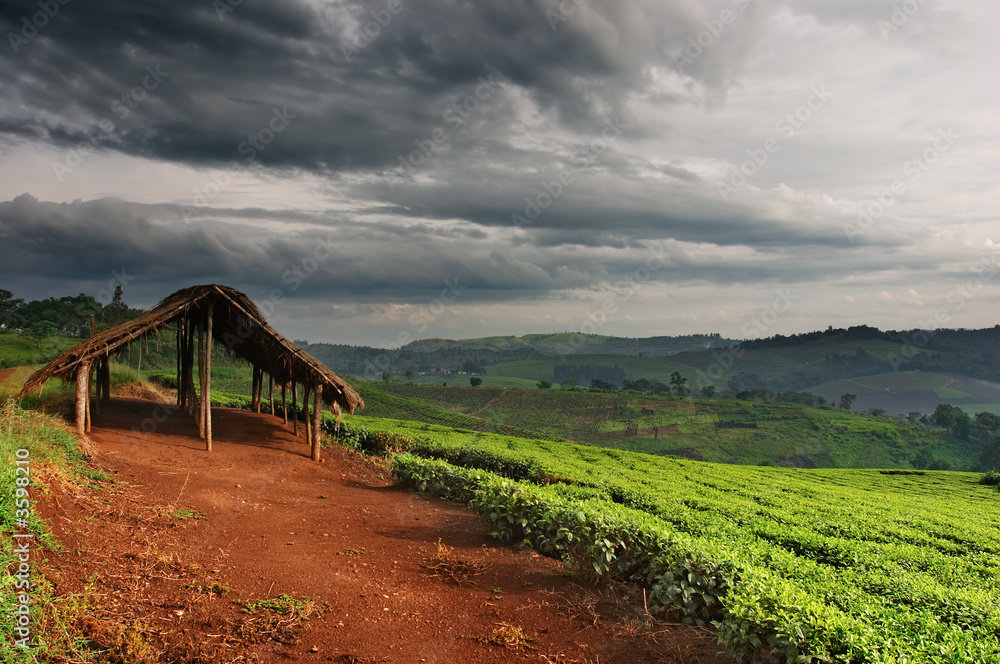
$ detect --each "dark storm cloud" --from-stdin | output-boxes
[0,195,945,312]
[0,0,692,172]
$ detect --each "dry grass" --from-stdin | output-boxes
[419,539,491,586]
[477,621,534,650]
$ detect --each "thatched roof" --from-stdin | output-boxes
[18,284,363,413]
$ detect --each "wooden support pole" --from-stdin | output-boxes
[311,384,323,462]
[303,384,312,444]
[282,383,288,425]
[269,375,274,416]
[291,381,298,435]
[182,317,196,415]
[90,362,99,415]
[85,363,93,432]
[176,321,183,406]
[252,367,261,413]
[75,361,89,438]
[205,302,214,452]
[198,318,206,439]
[100,354,111,402]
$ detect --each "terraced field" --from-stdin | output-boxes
[339,413,1000,663]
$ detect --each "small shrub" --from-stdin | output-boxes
[980,470,1000,486]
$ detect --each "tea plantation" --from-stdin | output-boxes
[339,414,1000,663]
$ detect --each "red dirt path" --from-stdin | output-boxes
[38,398,733,663]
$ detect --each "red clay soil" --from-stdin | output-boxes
[36,398,734,664]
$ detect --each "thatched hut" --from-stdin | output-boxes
[18,284,363,460]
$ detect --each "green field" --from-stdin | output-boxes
[366,384,979,470]
[0,332,78,369]
[336,414,1000,663]
[809,371,1000,415]
[486,336,917,388]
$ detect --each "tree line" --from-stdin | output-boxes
[0,287,139,341]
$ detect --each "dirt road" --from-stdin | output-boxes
[38,398,730,663]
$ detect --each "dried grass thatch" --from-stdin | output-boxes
[18,284,363,414]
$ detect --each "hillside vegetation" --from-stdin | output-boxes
[336,414,1000,663]
[371,383,980,470]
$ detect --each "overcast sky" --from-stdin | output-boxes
[1,0,998,346]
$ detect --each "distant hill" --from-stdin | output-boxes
[299,332,734,377]
[365,382,988,471]
[400,332,733,357]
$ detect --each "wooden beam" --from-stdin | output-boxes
[198,317,206,439]
[282,382,287,425]
[205,301,214,452]
[304,384,312,444]
[175,320,183,406]
[291,381,298,435]
[100,354,111,403]
[269,374,274,416]
[85,362,93,433]
[311,384,323,462]
[75,361,89,438]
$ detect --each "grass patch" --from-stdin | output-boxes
[171,507,206,521]
[478,622,534,650]
[0,402,116,662]
[419,539,491,586]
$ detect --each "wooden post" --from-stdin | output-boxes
[176,321,183,406]
[311,384,323,462]
[75,361,89,437]
[303,384,312,444]
[100,355,111,402]
[182,318,197,415]
[291,381,298,435]
[282,383,288,425]
[205,302,214,452]
[85,362,93,432]
[252,367,261,413]
[198,318,206,439]
[268,375,274,416]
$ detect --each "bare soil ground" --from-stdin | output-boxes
[37,398,733,663]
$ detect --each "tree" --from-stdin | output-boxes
[839,393,857,410]
[561,375,579,389]
[405,371,415,384]
[930,404,973,439]
[669,371,688,397]
[105,285,129,326]
[590,379,617,391]
[470,377,482,387]
[536,380,553,390]
[700,385,716,398]
[382,372,393,383]
[0,289,24,327]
